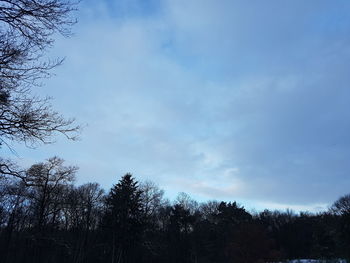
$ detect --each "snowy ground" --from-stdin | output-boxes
[281,260,347,263]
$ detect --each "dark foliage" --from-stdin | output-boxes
[2,1,348,262]
[0,166,349,263]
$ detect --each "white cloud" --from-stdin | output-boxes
[8,0,350,211]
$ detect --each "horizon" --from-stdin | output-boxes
[3,0,350,213]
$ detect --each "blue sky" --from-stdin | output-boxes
[5,0,350,212]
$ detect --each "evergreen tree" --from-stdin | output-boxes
[104,173,144,263]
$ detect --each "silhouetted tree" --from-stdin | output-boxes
[166,203,196,263]
[104,173,145,263]
[0,171,348,263]
[225,223,280,263]
[140,180,165,224]
[175,192,199,215]
[311,213,338,259]
[331,194,350,260]
[331,194,350,216]
[65,183,105,263]
[0,179,31,262]
[24,157,77,230]
[0,0,80,180]
[199,200,219,222]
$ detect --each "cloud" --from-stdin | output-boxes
[9,0,350,211]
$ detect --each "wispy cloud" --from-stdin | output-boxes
[9,0,350,211]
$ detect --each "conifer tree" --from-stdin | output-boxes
[105,173,144,263]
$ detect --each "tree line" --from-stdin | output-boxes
[0,157,349,263]
[1,1,350,262]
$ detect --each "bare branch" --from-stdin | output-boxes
[0,0,80,154]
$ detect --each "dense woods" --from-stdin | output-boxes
[0,158,349,263]
[1,1,350,262]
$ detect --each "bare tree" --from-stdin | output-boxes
[0,157,25,178]
[331,193,350,216]
[140,180,165,219]
[175,192,198,215]
[62,182,104,231]
[0,179,32,262]
[0,0,80,152]
[199,200,219,222]
[24,156,77,229]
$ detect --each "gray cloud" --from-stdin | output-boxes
[9,0,350,211]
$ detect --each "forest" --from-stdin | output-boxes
[0,160,349,263]
[1,0,350,262]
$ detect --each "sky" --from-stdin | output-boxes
[4,0,350,212]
